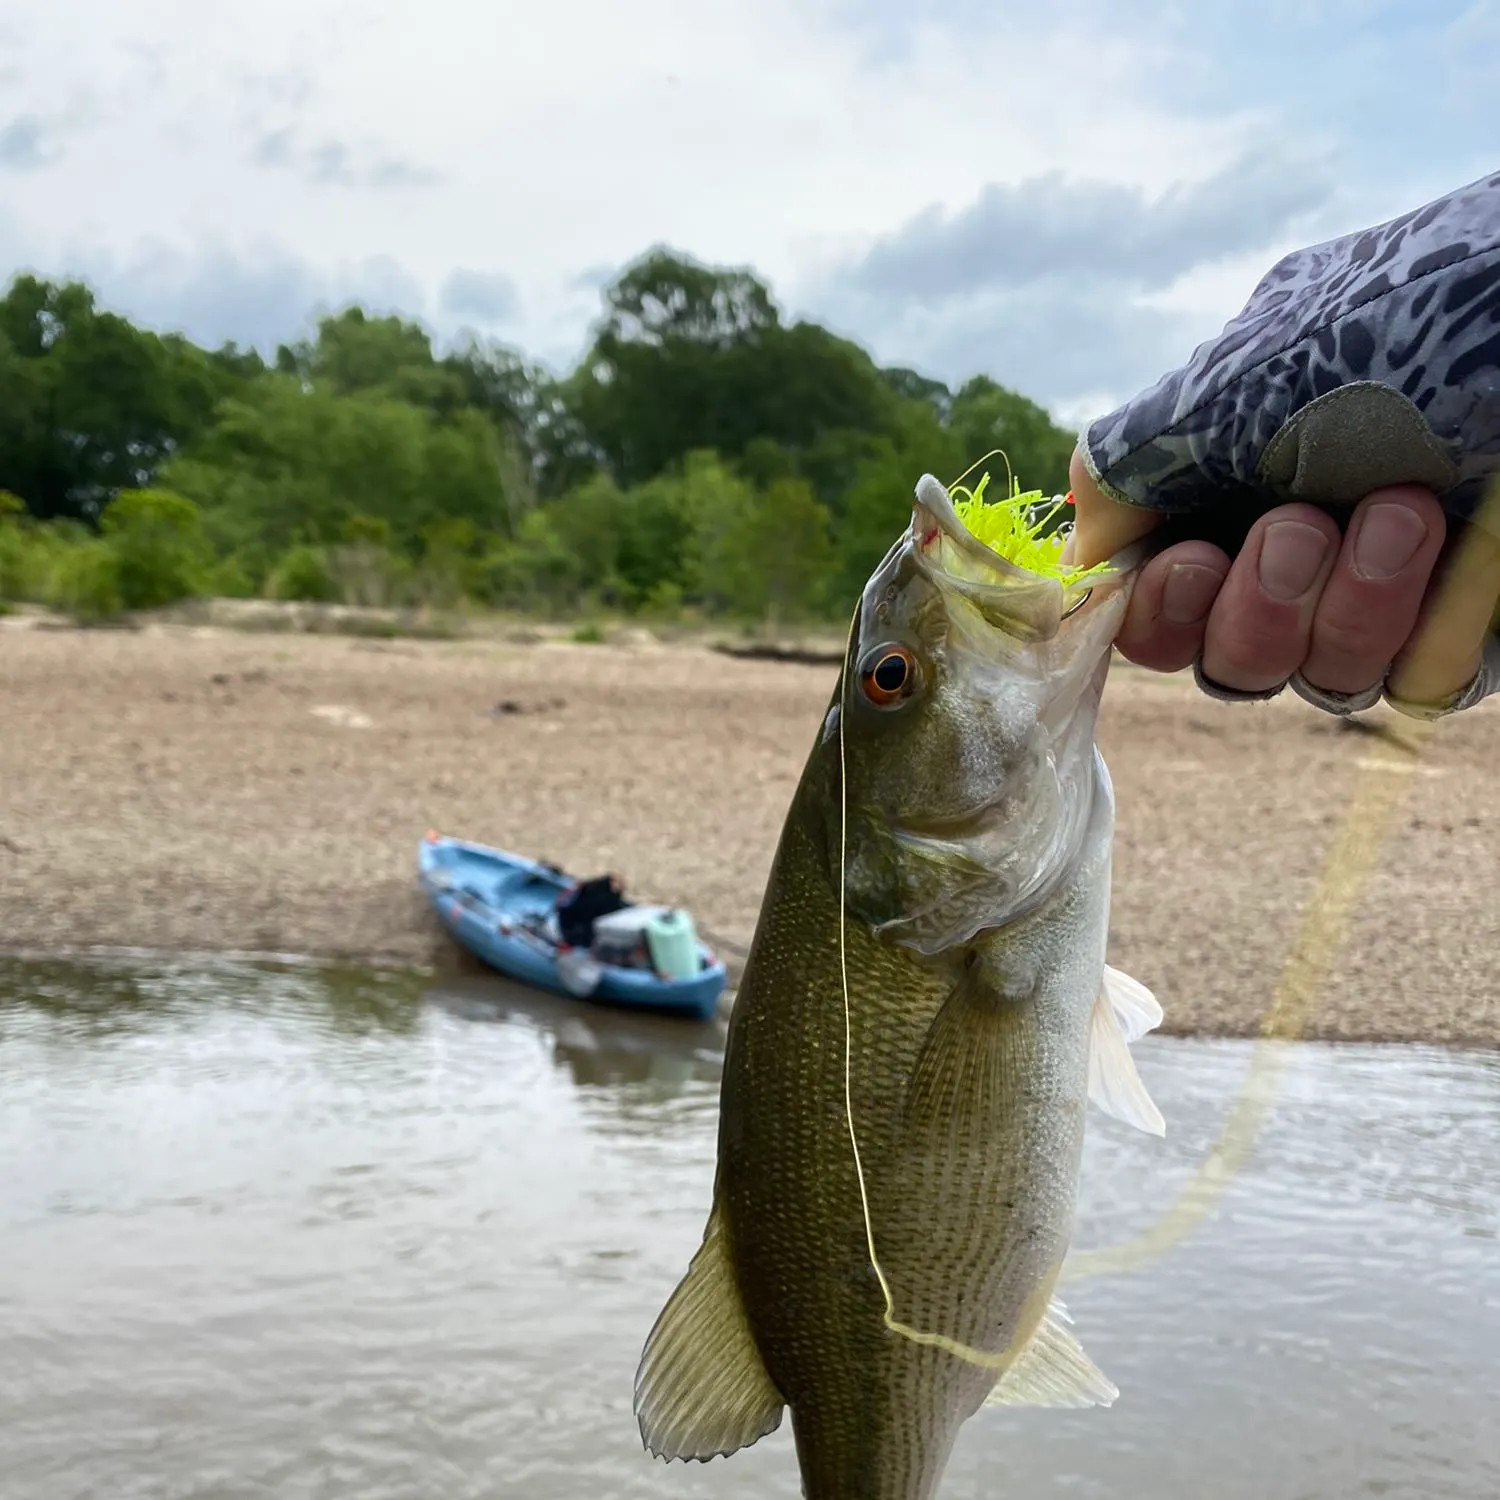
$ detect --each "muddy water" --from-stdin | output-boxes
[2,957,1497,1499]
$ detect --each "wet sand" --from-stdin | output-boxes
[1,617,1496,1044]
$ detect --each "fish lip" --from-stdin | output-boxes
[910,472,1036,584]
[903,473,1090,645]
[906,470,1145,603]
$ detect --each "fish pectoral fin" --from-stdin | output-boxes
[1102,963,1163,1042]
[983,1298,1118,1410]
[1086,968,1166,1137]
[905,961,1022,1141]
[633,1203,785,1462]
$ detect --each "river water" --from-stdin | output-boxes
[2,956,1497,1499]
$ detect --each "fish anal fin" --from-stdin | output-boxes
[1087,971,1166,1137]
[905,957,1026,1142]
[634,1204,785,1462]
[984,1297,1118,1410]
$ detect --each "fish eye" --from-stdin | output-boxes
[857,643,920,709]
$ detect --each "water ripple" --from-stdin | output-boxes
[1,959,1496,1499]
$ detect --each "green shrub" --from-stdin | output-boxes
[205,554,258,598]
[638,580,685,619]
[0,497,40,602]
[0,526,33,601]
[0,518,75,605]
[267,544,338,602]
[99,488,211,609]
[49,540,125,622]
[475,508,582,611]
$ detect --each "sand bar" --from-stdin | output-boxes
[2,614,1496,1045]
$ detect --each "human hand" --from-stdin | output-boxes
[1069,448,1500,717]
[1066,169,1499,718]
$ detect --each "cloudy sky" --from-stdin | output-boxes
[1,0,1495,426]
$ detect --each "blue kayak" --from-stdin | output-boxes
[417,833,729,1022]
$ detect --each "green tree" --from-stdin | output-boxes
[542,470,628,603]
[477,507,580,611]
[0,275,236,522]
[739,478,834,623]
[948,376,1074,495]
[571,250,898,485]
[677,450,760,611]
[0,257,1081,625]
[277,307,461,411]
[166,373,522,564]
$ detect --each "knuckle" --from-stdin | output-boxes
[1205,608,1305,686]
[1309,612,1388,668]
[1313,585,1419,666]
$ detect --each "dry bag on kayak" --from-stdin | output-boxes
[644,909,698,982]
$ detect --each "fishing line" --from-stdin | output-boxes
[835,471,1495,1355]
[949,447,1013,498]
[836,598,1019,1372]
[1063,708,1437,1282]
[1064,474,1500,1284]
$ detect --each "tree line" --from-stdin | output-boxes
[0,250,1077,624]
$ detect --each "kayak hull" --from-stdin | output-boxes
[417,835,728,1022]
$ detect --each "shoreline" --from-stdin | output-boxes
[2,619,1496,1047]
[4,942,1497,1057]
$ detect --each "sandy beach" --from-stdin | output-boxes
[1,612,1496,1045]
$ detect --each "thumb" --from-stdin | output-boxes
[1067,447,1163,568]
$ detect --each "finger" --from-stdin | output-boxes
[1068,448,1163,568]
[1113,540,1231,672]
[1386,515,1500,710]
[1200,504,1342,693]
[1297,486,1447,695]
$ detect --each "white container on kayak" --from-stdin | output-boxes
[644,909,698,982]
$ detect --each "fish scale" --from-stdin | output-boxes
[634,474,1166,1499]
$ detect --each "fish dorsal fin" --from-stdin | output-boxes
[1086,966,1166,1136]
[634,1204,785,1462]
[984,1297,1118,1409]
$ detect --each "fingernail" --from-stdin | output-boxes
[1161,563,1223,625]
[1353,503,1428,580]
[1258,521,1329,601]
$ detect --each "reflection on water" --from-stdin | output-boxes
[1,958,1497,1500]
[427,972,726,1094]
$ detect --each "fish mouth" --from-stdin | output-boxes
[910,473,1022,578]
[903,471,1142,641]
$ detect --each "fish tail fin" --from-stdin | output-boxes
[634,1203,785,1462]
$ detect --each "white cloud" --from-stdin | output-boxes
[0,0,1490,418]
[0,113,50,169]
[800,150,1348,413]
[439,268,519,325]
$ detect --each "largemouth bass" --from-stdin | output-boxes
[635,473,1166,1499]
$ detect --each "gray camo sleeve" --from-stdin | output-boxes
[1078,168,1500,719]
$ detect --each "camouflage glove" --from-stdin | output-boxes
[1078,168,1500,719]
